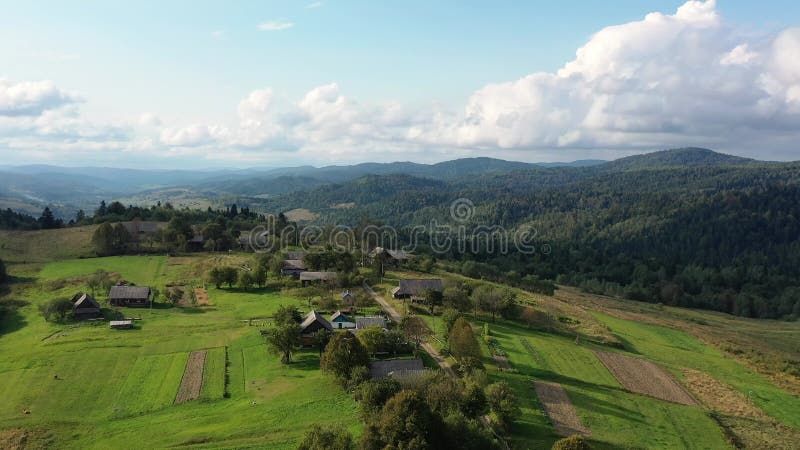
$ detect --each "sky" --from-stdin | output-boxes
[1,0,800,168]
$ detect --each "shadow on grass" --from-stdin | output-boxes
[0,298,29,337]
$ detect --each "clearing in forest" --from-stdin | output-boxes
[533,381,590,437]
[175,350,207,404]
[594,350,697,405]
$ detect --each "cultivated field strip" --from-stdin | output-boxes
[593,350,697,405]
[533,381,590,437]
[175,350,207,404]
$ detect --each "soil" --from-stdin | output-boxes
[533,381,590,437]
[175,350,207,404]
[594,350,697,405]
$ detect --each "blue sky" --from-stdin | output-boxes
[1,1,800,167]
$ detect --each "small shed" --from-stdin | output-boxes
[330,311,356,329]
[71,292,101,319]
[109,285,151,307]
[299,271,337,287]
[109,320,133,329]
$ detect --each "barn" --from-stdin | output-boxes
[109,285,151,307]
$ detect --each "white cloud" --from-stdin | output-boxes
[211,30,226,41]
[0,79,78,116]
[305,1,323,9]
[5,0,800,166]
[412,0,800,154]
[258,20,294,31]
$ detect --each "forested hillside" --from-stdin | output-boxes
[251,149,800,320]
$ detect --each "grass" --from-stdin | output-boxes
[0,226,97,263]
[479,318,731,449]
[0,254,360,448]
[200,347,227,400]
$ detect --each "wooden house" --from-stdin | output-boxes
[300,310,334,345]
[355,316,387,330]
[369,247,411,267]
[299,271,337,287]
[281,259,307,278]
[391,279,443,301]
[330,311,356,329]
[70,292,101,319]
[368,358,426,379]
[109,285,151,307]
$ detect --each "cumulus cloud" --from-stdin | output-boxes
[306,2,323,9]
[403,0,800,155]
[0,79,78,116]
[160,124,228,147]
[258,20,294,31]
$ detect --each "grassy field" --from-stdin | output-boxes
[0,225,97,263]
[2,251,799,448]
[373,268,800,448]
[0,254,359,449]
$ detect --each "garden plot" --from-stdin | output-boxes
[533,381,590,437]
[594,350,696,405]
[175,350,207,404]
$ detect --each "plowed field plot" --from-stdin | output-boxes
[594,350,696,405]
[533,381,590,437]
[175,350,207,404]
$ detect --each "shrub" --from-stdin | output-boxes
[38,298,73,323]
[552,435,592,450]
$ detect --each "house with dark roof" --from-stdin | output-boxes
[281,259,307,278]
[330,311,355,329]
[300,310,334,345]
[391,279,443,300]
[70,292,101,319]
[369,358,427,379]
[369,247,411,267]
[109,285,151,307]
[299,271,337,287]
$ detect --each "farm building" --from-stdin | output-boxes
[330,311,356,329]
[70,292,101,319]
[369,358,427,379]
[355,316,388,330]
[391,279,443,301]
[300,310,334,345]
[299,271,337,287]
[368,247,411,267]
[109,285,151,307]
[109,320,133,329]
[120,221,165,238]
[281,259,307,277]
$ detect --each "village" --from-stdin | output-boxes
[3,222,798,449]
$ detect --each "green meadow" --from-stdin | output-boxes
[0,255,358,449]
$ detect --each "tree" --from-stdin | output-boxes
[354,378,401,421]
[265,322,301,364]
[399,316,431,349]
[311,329,332,357]
[357,326,386,356]
[92,222,116,256]
[448,317,481,361]
[360,390,440,450]
[86,270,112,297]
[237,270,255,290]
[274,305,302,325]
[254,265,268,287]
[297,424,354,450]
[443,285,472,312]
[441,308,463,336]
[485,382,520,431]
[424,288,444,315]
[38,207,57,229]
[38,298,73,323]
[221,267,238,288]
[208,267,225,289]
[320,333,369,384]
